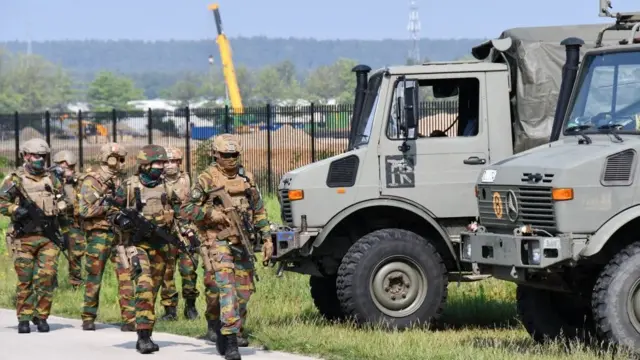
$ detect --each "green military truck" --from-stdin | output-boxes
[269,21,627,330]
[459,2,640,350]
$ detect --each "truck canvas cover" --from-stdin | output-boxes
[472,23,632,153]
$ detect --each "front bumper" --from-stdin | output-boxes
[459,230,583,269]
[269,225,320,260]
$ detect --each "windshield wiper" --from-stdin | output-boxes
[565,124,593,144]
[597,124,624,142]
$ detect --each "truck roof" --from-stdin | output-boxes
[383,61,507,75]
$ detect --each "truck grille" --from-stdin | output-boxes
[279,189,293,225]
[477,185,556,231]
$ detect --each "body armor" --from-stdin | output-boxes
[80,167,121,231]
[16,169,58,216]
[165,173,191,204]
[128,176,174,228]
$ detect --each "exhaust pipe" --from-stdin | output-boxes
[550,37,585,142]
[348,64,372,151]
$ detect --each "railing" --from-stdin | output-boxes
[0,101,458,193]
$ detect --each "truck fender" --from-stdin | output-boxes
[311,197,459,266]
[581,205,640,257]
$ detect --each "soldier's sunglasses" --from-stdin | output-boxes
[220,152,239,159]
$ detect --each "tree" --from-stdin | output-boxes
[87,71,145,111]
[304,58,358,104]
[0,50,74,112]
[160,72,204,106]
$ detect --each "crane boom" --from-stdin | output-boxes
[208,3,244,114]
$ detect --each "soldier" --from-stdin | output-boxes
[0,138,69,333]
[159,146,200,321]
[51,150,85,289]
[109,144,182,354]
[78,143,136,332]
[180,134,273,360]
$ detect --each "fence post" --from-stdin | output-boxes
[112,109,117,142]
[147,108,153,144]
[224,105,230,133]
[310,103,315,162]
[45,111,51,167]
[78,110,84,171]
[185,106,191,176]
[266,103,272,193]
[14,112,20,167]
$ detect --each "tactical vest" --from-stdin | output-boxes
[80,167,120,231]
[203,166,254,242]
[165,172,191,204]
[128,176,174,228]
[14,168,58,217]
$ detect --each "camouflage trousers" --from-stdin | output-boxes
[13,235,60,321]
[207,240,255,336]
[160,243,200,307]
[81,230,135,324]
[67,226,86,286]
[134,242,169,330]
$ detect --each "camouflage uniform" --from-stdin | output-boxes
[180,134,273,360]
[78,143,136,332]
[0,138,69,334]
[51,150,85,288]
[159,146,200,321]
[109,144,183,354]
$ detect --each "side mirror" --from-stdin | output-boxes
[403,81,418,138]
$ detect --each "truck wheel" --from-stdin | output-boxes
[336,228,447,330]
[517,285,595,344]
[309,275,345,321]
[592,241,640,350]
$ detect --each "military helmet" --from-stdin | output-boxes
[212,134,242,154]
[20,138,50,156]
[136,144,168,166]
[165,146,183,161]
[52,150,77,166]
[99,142,127,162]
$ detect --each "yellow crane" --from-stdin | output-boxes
[208,3,244,114]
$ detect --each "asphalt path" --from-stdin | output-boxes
[0,309,320,360]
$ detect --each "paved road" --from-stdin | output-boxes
[0,309,320,360]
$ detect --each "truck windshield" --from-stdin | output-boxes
[564,50,640,134]
[352,72,383,147]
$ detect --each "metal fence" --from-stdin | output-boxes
[0,101,458,193]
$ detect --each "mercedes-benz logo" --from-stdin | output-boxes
[506,190,519,222]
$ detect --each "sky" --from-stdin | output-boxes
[1,0,639,41]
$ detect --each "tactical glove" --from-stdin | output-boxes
[112,213,134,232]
[12,206,29,222]
[207,208,230,226]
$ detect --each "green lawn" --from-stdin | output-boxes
[0,196,622,360]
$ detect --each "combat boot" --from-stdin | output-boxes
[149,330,160,352]
[18,321,30,334]
[237,333,249,347]
[223,334,242,360]
[121,322,136,332]
[215,326,227,355]
[160,306,177,321]
[82,320,95,331]
[136,329,159,354]
[36,319,50,332]
[205,319,221,342]
[184,298,198,320]
[31,317,40,326]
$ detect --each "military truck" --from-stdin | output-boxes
[269,21,628,330]
[459,2,640,350]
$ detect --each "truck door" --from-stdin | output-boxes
[378,72,490,218]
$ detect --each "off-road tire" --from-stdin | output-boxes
[517,285,595,345]
[592,241,640,350]
[309,275,345,321]
[336,228,448,330]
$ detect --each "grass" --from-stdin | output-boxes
[0,195,625,359]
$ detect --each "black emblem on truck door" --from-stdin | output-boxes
[385,155,415,188]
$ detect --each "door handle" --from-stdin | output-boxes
[463,156,486,165]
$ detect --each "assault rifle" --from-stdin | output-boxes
[103,181,200,265]
[5,180,69,260]
[209,186,261,278]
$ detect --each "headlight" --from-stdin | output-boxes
[462,241,472,260]
[527,240,541,265]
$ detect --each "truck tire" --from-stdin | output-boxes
[309,275,345,321]
[516,285,595,344]
[592,241,640,350]
[336,228,447,330]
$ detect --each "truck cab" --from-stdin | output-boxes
[459,5,640,352]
